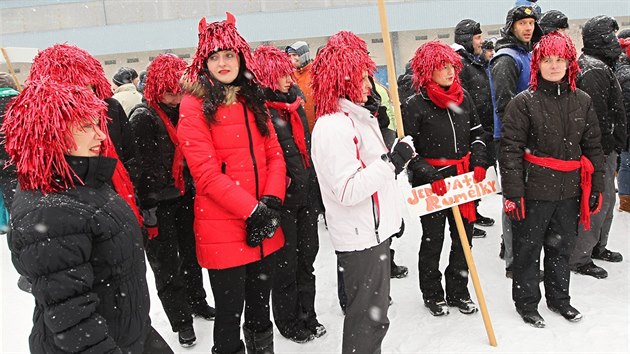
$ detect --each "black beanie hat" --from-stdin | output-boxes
[617,28,630,39]
[539,10,569,35]
[502,6,544,45]
[455,19,482,54]
[112,67,139,86]
[482,39,495,50]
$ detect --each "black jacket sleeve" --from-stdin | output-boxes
[9,206,120,353]
[491,55,520,120]
[105,98,134,164]
[581,97,606,193]
[499,94,531,199]
[616,65,630,150]
[128,107,162,209]
[465,91,489,169]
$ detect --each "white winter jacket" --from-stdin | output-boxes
[311,98,404,252]
[112,83,143,116]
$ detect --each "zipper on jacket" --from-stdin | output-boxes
[372,195,381,244]
[446,109,458,154]
[241,103,263,258]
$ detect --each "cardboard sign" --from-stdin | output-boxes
[404,167,501,217]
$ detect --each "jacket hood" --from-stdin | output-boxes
[454,19,482,54]
[582,15,622,63]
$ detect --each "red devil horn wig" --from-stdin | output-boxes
[27,43,113,100]
[144,53,188,106]
[252,45,295,91]
[311,32,376,117]
[328,31,369,52]
[1,79,109,193]
[186,12,258,83]
[411,41,463,91]
[530,31,579,91]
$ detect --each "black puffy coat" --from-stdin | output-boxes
[265,87,317,209]
[401,88,488,186]
[457,47,494,132]
[577,53,627,154]
[8,156,151,353]
[105,97,134,164]
[500,79,605,201]
[127,102,192,209]
[614,54,630,150]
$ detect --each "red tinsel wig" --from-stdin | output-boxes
[27,43,113,100]
[144,53,187,106]
[327,31,369,52]
[1,79,109,193]
[252,45,295,91]
[186,12,258,83]
[530,31,580,91]
[311,33,376,117]
[619,38,630,58]
[411,41,463,90]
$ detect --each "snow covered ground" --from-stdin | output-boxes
[1,192,628,353]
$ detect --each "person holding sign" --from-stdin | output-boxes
[310,33,413,354]
[500,32,605,328]
[401,41,489,317]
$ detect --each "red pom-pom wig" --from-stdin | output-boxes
[186,12,258,83]
[27,43,112,100]
[411,41,463,91]
[530,31,580,91]
[1,79,109,193]
[618,38,630,59]
[327,31,369,52]
[144,53,188,106]
[252,45,295,91]
[311,32,375,117]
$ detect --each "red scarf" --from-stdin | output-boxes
[523,152,595,230]
[151,104,186,196]
[102,140,143,225]
[265,96,311,168]
[425,81,464,109]
[424,152,476,223]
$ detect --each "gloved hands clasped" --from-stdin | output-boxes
[387,136,416,174]
[504,197,526,221]
[246,201,281,247]
[142,207,159,240]
[589,191,602,214]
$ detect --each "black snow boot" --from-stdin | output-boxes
[212,341,246,354]
[390,249,408,278]
[244,324,274,354]
[517,308,545,328]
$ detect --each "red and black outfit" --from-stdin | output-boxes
[500,77,605,314]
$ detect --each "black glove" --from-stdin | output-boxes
[142,207,159,240]
[589,191,602,214]
[388,136,416,174]
[392,219,405,238]
[260,195,282,212]
[246,203,281,247]
[504,197,526,221]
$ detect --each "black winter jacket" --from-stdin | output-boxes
[500,79,605,201]
[577,53,627,155]
[265,87,317,209]
[127,102,192,209]
[614,54,630,150]
[105,97,134,164]
[401,88,488,186]
[8,156,150,353]
[457,48,494,132]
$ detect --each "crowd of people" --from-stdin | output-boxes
[0,0,628,353]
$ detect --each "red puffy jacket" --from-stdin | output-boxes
[178,95,286,269]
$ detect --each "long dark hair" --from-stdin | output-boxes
[199,53,270,136]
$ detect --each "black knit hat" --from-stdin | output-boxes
[454,19,482,54]
[539,10,569,35]
[112,67,139,86]
[502,6,544,44]
[482,39,495,50]
[617,28,630,39]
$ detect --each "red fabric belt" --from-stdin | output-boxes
[523,152,595,230]
[424,152,476,223]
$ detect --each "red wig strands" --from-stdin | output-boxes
[311,34,376,117]
[27,43,113,100]
[252,45,295,91]
[144,53,188,106]
[1,79,109,193]
[186,12,258,83]
[530,31,580,91]
[327,31,369,52]
[411,41,463,90]
[619,38,630,58]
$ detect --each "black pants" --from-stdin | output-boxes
[208,256,274,354]
[512,197,579,312]
[272,203,320,329]
[145,192,205,332]
[418,208,473,302]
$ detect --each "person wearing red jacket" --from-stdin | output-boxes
[178,13,286,354]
